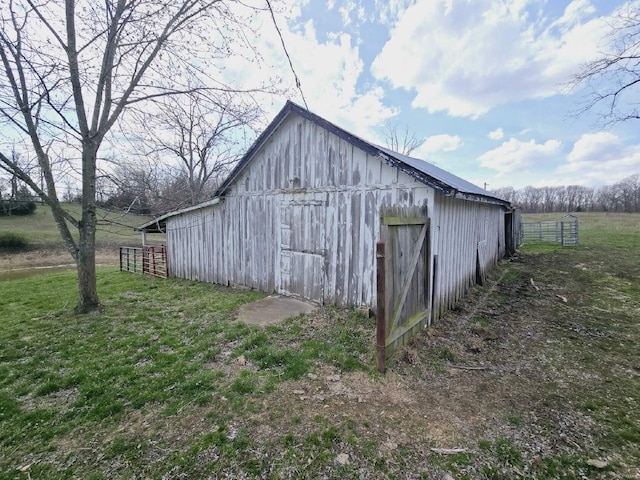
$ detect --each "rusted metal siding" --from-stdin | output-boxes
[167,114,434,306]
[431,194,506,319]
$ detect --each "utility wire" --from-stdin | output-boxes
[265,0,309,110]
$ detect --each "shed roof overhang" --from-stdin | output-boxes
[136,198,221,233]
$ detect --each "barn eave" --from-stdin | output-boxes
[136,198,221,233]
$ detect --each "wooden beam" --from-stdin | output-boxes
[376,241,386,374]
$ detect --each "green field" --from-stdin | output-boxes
[0,212,638,479]
[0,203,163,248]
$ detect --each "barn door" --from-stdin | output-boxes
[376,205,430,372]
[279,194,326,303]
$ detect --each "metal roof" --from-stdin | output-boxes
[374,144,498,200]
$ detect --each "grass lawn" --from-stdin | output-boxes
[0,212,638,479]
[0,270,374,479]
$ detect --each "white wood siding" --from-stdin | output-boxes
[166,113,507,312]
[167,114,434,307]
[431,194,506,318]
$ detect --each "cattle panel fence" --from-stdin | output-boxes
[120,245,168,278]
[519,214,579,246]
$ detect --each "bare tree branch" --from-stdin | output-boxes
[571,5,640,125]
[384,121,424,156]
[136,89,261,207]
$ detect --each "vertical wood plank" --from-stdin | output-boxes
[376,241,386,373]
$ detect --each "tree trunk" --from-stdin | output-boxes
[76,145,100,313]
[76,229,99,312]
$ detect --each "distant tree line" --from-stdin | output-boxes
[492,173,640,213]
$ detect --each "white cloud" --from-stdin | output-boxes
[478,137,562,175]
[566,131,622,164]
[339,1,355,26]
[374,0,417,25]
[556,132,640,184]
[552,0,596,29]
[414,134,461,157]
[255,17,396,137]
[479,132,640,188]
[488,128,504,140]
[371,0,612,118]
[205,2,397,141]
[338,0,366,27]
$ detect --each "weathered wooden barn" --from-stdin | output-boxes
[138,101,516,353]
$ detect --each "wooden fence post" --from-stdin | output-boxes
[376,241,386,373]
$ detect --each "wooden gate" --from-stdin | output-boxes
[376,206,430,372]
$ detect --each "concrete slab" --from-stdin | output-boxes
[236,295,316,326]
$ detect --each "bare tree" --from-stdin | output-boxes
[103,161,163,214]
[383,122,424,156]
[143,91,261,207]
[0,0,272,312]
[491,186,517,204]
[572,5,640,124]
[618,173,640,212]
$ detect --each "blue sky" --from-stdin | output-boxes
[2,0,637,193]
[259,0,640,190]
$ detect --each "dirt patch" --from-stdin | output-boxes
[229,250,636,478]
[236,295,316,326]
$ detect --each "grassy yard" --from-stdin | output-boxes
[0,212,638,479]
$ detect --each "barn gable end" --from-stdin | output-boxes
[167,112,435,307]
[140,101,513,321]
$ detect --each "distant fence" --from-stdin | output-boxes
[520,214,579,246]
[119,245,168,278]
